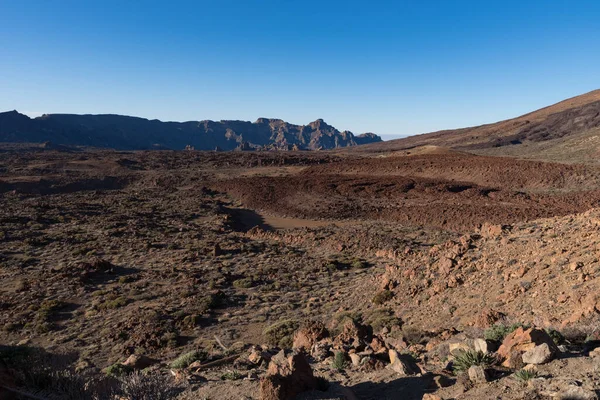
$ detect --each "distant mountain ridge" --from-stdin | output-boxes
[0,111,382,151]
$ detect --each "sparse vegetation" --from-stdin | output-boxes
[401,326,427,345]
[366,308,403,332]
[170,349,207,369]
[372,290,393,305]
[264,319,300,348]
[119,370,182,400]
[105,362,133,377]
[220,370,243,380]
[514,368,538,382]
[484,323,528,342]
[452,350,497,373]
[545,328,565,345]
[233,277,254,288]
[332,351,347,371]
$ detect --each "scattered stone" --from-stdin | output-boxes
[467,365,488,384]
[388,349,418,376]
[448,338,489,356]
[349,353,361,367]
[122,354,158,370]
[522,343,553,365]
[559,386,598,400]
[589,347,600,358]
[333,319,372,350]
[432,374,454,388]
[570,261,584,271]
[293,321,329,352]
[249,346,273,365]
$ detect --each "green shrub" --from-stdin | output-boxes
[198,292,226,314]
[332,351,347,371]
[545,328,565,345]
[102,296,128,309]
[452,350,496,373]
[105,363,133,378]
[372,290,393,305]
[263,319,299,348]
[484,323,528,342]
[182,314,201,328]
[37,299,65,321]
[233,278,254,288]
[351,259,368,269]
[220,370,243,380]
[514,368,538,382]
[366,308,402,332]
[170,349,207,369]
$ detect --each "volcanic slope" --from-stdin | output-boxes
[351,89,600,164]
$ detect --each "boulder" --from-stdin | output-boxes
[468,365,488,384]
[497,327,559,368]
[349,353,361,367]
[249,346,272,365]
[260,350,317,400]
[333,320,372,350]
[369,335,388,354]
[476,309,506,328]
[422,395,443,400]
[388,349,418,376]
[293,321,328,352]
[122,354,157,370]
[522,343,553,365]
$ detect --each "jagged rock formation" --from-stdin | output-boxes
[0,111,381,151]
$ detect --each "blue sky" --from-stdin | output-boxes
[1,1,599,139]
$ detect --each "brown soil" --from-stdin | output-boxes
[212,152,600,231]
[3,148,600,399]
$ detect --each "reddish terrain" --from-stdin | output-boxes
[4,90,600,400]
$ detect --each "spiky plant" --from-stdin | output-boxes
[332,352,347,371]
[452,350,497,373]
[514,368,538,382]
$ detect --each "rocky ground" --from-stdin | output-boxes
[2,149,600,399]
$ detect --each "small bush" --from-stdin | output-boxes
[233,278,254,288]
[264,319,299,348]
[119,370,181,400]
[484,323,528,342]
[545,328,565,345]
[198,292,227,314]
[452,350,496,373]
[170,349,207,369]
[351,259,368,269]
[401,326,427,345]
[332,352,347,371]
[220,370,243,380]
[514,368,538,382]
[37,299,65,321]
[366,308,403,332]
[372,290,393,305]
[182,314,201,328]
[105,363,133,378]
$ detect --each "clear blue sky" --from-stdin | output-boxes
[1,1,599,139]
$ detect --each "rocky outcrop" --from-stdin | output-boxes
[0,111,382,151]
[497,327,559,368]
[259,350,317,400]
